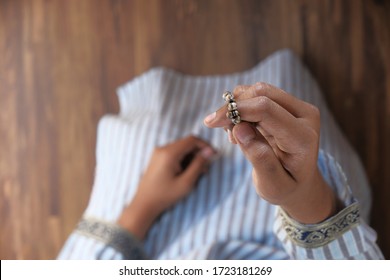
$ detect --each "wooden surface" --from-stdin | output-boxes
[0,0,389,259]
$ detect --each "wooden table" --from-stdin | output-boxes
[1,0,389,259]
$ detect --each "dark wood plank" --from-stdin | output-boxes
[0,0,389,259]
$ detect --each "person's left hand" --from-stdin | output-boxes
[118,135,216,240]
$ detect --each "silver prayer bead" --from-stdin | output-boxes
[223,90,241,125]
[226,110,240,119]
[232,116,241,124]
[222,91,234,102]
[227,102,237,111]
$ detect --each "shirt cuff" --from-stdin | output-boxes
[75,216,147,260]
[278,202,360,248]
[273,150,383,259]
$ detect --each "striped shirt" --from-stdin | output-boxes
[57,49,383,260]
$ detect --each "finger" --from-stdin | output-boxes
[238,82,319,119]
[207,96,313,153]
[167,135,213,157]
[232,122,296,202]
[232,85,251,99]
[204,86,253,128]
[223,125,237,144]
[178,147,214,188]
[204,107,231,128]
[227,128,237,144]
[204,83,319,128]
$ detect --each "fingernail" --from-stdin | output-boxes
[227,129,234,143]
[235,124,256,145]
[204,112,216,124]
[200,146,214,159]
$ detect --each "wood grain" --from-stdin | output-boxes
[1,0,389,259]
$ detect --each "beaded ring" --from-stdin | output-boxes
[222,91,241,125]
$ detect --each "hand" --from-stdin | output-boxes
[118,135,216,239]
[204,83,338,224]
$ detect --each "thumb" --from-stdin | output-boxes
[178,147,214,188]
[232,122,289,189]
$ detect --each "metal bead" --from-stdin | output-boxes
[222,91,233,102]
[226,110,240,119]
[232,116,241,124]
[227,102,237,111]
[223,90,241,125]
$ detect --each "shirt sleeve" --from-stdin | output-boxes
[57,217,147,260]
[273,150,384,259]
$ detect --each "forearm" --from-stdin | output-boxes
[117,195,162,240]
[274,150,384,259]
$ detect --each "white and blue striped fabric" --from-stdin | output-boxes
[57,49,383,260]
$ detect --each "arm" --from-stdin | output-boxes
[117,135,216,240]
[59,135,216,260]
[204,83,384,259]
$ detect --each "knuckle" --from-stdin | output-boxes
[256,96,273,113]
[302,126,319,148]
[155,145,172,158]
[304,103,321,130]
[307,127,320,143]
[186,134,202,145]
[187,134,197,141]
[154,146,166,155]
[254,82,272,92]
[233,85,245,94]
[254,81,266,89]
[234,84,254,100]
[308,103,320,119]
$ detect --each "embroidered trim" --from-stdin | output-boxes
[75,217,146,259]
[279,203,360,248]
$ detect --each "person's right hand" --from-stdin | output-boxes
[204,83,338,224]
[117,135,216,239]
